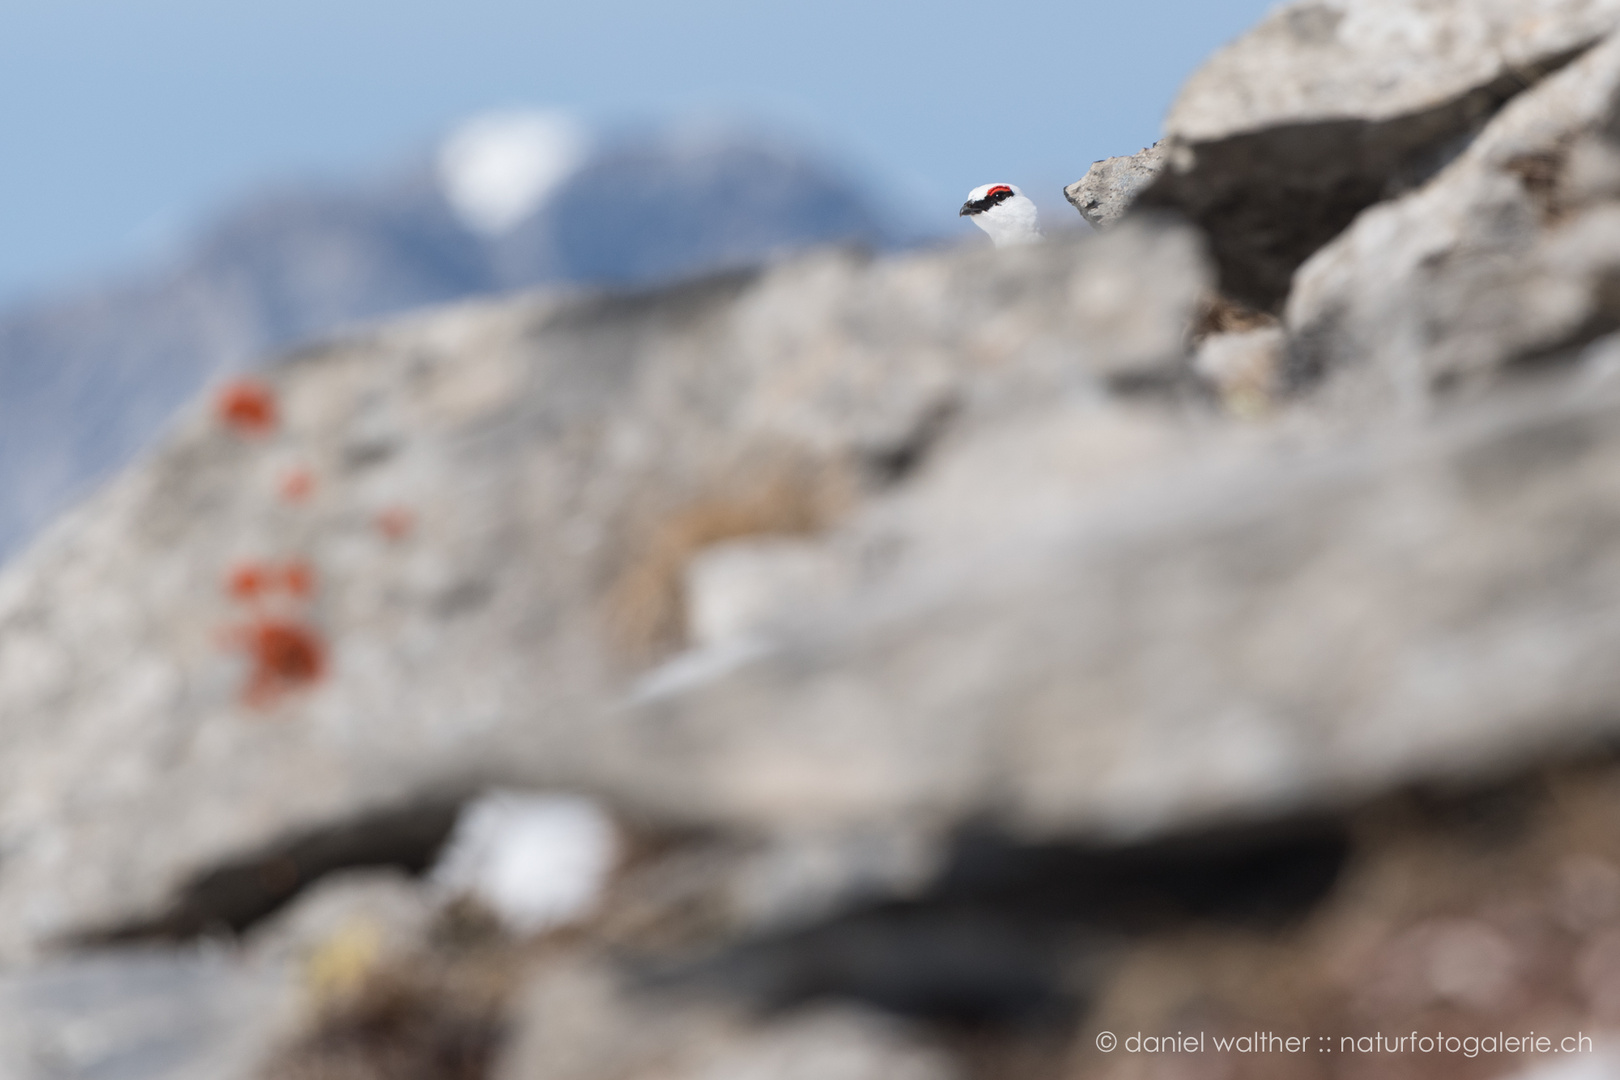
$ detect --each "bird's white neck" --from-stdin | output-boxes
[974,196,1042,247]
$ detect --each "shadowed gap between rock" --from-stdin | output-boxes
[61,792,1351,975]
[633,814,1353,1028]
[68,796,467,946]
[860,397,960,485]
[1140,41,1600,311]
[631,755,1620,1031]
[65,756,1618,1029]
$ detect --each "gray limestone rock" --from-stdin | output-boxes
[1194,325,1286,416]
[0,948,290,1080]
[1064,143,1167,229]
[494,956,961,1080]
[0,222,1208,959]
[1138,0,1620,308]
[603,366,1620,840]
[1288,31,1620,405]
[245,867,434,969]
[684,537,851,649]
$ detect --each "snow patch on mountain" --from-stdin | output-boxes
[437,110,589,236]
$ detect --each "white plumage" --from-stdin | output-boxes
[959,182,1041,246]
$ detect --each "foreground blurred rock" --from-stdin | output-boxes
[18,0,1620,1073]
[0,221,1207,959]
[495,958,960,1080]
[0,948,291,1079]
[613,367,1620,839]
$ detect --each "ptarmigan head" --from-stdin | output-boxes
[960,183,1041,247]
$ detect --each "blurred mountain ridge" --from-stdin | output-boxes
[0,119,916,564]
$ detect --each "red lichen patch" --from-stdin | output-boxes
[219,557,326,706]
[226,562,271,601]
[216,378,278,436]
[375,506,416,542]
[279,466,315,503]
[283,560,316,598]
[225,559,318,604]
[230,618,327,707]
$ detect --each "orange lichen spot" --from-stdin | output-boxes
[227,562,271,601]
[217,378,278,436]
[375,506,416,542]
[225,558,318,604]
[283,560,316,598]
[234,618,327,707]
[279,466,316,503]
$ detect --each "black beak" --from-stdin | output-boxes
[959,201,977,217]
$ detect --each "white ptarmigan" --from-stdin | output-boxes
[959,183,1042,246]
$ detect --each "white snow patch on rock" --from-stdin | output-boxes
[685,536,848,649]
[430,791,618,934]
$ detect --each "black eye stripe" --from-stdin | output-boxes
[962,187,1016,215]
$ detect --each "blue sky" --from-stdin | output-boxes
[0,0,1274,305]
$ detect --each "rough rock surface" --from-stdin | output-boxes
[1194,324,1285,415]
[1136,0,1620,308]
[608,364,1620,838]
[0,948,290,1080]
[1064,143,1167,229]
[1288,31,1620,404]
[0,223,1207,959]
[494,957,960,1080]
